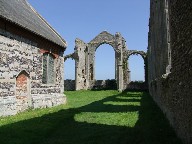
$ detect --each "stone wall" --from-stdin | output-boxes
[148,0,192,143]
[0,28,66,116]
[66,31,147,91]
[64,80,75,91]
[126,81,148,91]
[92,80,117,90]
[64,79,117,91]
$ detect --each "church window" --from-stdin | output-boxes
[42,53,55,84]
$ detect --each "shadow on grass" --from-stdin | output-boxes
[0,91,182,144]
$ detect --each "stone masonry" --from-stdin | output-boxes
[0,30,66,116]
[0,0,67,116]
[64,31,147,91]
[64,79,117,91]
[148,0,192,143]
[64,80,75,91]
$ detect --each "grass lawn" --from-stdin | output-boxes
[0,90,182,144]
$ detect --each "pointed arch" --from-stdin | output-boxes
[16,70,30,78]
[125,50,148,84]
[16,70,31,112]
[88,31,119,53]
[73,31,127,91]
[95,44,115,80]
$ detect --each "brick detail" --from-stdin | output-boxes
[16,73,28,98]
[16,73,28,112]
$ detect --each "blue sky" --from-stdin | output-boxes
[28,0,150,81]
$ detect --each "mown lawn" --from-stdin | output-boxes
[0,90,182,144]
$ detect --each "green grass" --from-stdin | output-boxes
[0,90,182,144]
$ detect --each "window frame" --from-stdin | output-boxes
[42,52,56,84]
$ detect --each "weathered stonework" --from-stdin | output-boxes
[126,81,148,91]
[0,0,67,117]
[64,31,147,91]
[0,29,66,116]
[124,50,148,87]
[148,0,192,143]
[64,80,75,91]
[64,79,117,91]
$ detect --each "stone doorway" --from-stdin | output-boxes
[16,70,31,112]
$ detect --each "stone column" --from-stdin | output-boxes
[127,58,131,84]
[122,56,129,89]
[87,46,95,89]
[85,45,89,90]
[60,51,65,94]
[115,52,118,80]
[115,33,124,92]
[75,39,87,90]
[117,56,123,92]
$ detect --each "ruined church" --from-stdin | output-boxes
[0,0,192,143]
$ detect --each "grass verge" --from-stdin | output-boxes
[0,90,182,144]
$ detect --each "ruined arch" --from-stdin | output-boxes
[95,44,115,80]
[73,31,126,91]
[88,31,117,52]
[64,52,77,62]
[87,32,120,85]
[64,53,76,90]
[64,52,77,81]
[64,31,148,91]
[125,50,148,84]
[126,50,147,60]
[87,31,126,91]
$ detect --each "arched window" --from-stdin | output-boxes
[42,53,55,84]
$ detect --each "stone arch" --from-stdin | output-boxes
[64,53,77,62]
[67,31,150,91]
[126,50,147,60]
[16,70,30,78]
[16,70,32,112]
[83,31,126,91]
[125,50,148,84]
[94,43,116,80]
[87,32,119,82]
[64,53,76,82]
[88,31,117,52]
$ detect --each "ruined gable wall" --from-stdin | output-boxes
[0,20,66,116]
[148,0,192,143]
